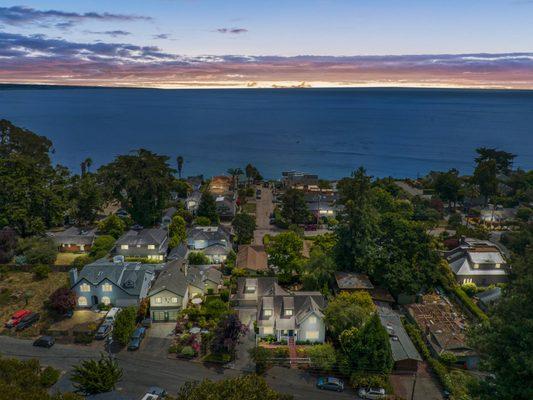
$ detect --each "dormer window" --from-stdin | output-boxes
[495,263,501,269]
[102,283,113,292]
[264,309,272,317]
[148,245,155,250]
[121,245,129,250]
[473,263,479,269]
[284,309,293,316]
[80,283,90,292]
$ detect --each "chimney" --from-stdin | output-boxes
[69,268,78,286]
[181,262,189,276]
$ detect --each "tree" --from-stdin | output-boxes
[0,226,17,263]
[71,354,122,395]
[0,120,70,236]
[70,173,103,225]
[194,216,211,226]
[173,178,191,198]
[266,231,304,282]
[89,235,116,258]
[168,215,187,249]
[98,149,175,226]
[177,155,184,178]
[245,163,262,184]
[324,291,375,340]
[473,159,498,205]
[433,169,462,210]
[475,147,516,175]
[177,374,293,400]
[112,306,137,346]
[17,236,58,265]
[334,167,380,273]
[48,287,77,314]
[281,189,309,225]
[232,213,256,245]
[97,215,126,239]
[471,248,533,400]
[188,252,210,265]
[197,191,219,225]
[307,343,337,372]
[210,313,246,355]
[339,314,393,374]
[227,168,243,191]
[301,248,336,293]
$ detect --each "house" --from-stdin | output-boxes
[377,305,422,372]
[446,237,508,286]
[48,227,97,253]
[185,190,202,212]
[209,176,232,195]
[304,192,339,218]
[70,258,158,308]
[147,260,222,322]
[161,207,177,228]
[236,245,268,272]
[215,195,236,219]
[475,287,502,312]
[186,175,204,191]
[115,228,169,261]
[334,272,374,292]
[167,242,189,261]
[407,293,479,370]
[234,277,326,343]
[186,226,231,264]
[281,171,319,189]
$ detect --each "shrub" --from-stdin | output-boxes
[307,343,336,372]
[33,264,51,280]
[97,303,112,311]
[461,282,478,297]
[97,215,126,239]
[74,331,94,344]
[181,346,196,358]
[194,216,211,227]
[188,252,210,265]
[168,344,182,354]
[113,306,137,346]
[452,286,488,322]
[219,290,229,302]
[40,366,60,387]
[89,235,116,258]
[18,237,57,265]
[48,287,77,314]
[71,255,93,270]
[249,346,270,374]
[349,372,389,390]
[440,352,458,366]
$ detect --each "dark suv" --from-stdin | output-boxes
[15,312,40,331]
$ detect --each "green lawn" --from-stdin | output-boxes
[242,202,257,214]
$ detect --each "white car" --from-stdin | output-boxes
[104,307,121,323]
[358,387,386,399]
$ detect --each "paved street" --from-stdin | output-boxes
[253,185,280,245]
[0,335,353,399]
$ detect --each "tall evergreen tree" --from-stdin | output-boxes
[281,188,309,225]
[71,355,122,395]
[197,191,219,224]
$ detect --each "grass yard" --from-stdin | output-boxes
[55,252,83,266]
[242,202,257,214]
[0,270,69,338]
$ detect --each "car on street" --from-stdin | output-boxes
[33,336,55,348]
[256,189,262,199]
[140,386,167,399]
[95,321,113,340]
[5,309,31,328]
[316,377,344,392]
[357,387,386,399]
[15,312,40,331]
[127,326,146,351]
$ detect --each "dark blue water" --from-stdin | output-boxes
[1,86,532,179]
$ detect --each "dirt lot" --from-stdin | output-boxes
[0,270,69,338]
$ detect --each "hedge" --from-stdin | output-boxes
[452,287,488,322]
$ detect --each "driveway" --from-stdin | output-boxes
[390,362,444,400]
[141,322,175,358]
[253,186,279,245]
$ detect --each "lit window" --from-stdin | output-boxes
[148,245,155,250]
[136,244,141,248]
[171,297,178,303]
[80,283,90,292]
[264,309,272,317]
[102,283,113,292]
[309,316,317,324]
[101,296,111,305]
[495,263,501,269]
[121,245,129,250]
[155,297,162,304]
[78,296,88,306]
[473,263,479,269]
[263,326,273,335]
[306,331,319,340]
[285,309,293,316]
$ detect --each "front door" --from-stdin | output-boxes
[91,295,98,305]
[288,330,294,337]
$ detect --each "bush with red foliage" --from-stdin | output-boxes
[48,287,77,314]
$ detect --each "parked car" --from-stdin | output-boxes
[358,387,386,399]
[256,189,262,199]
[104,307,121,323]
[5,309,31,328]
[127,327,146,351]
[141,318,152,328]
[95,322,113,340]
[15,312,40,331]
[316,377,344,392]
[140,386,167,399]
[33,336,55,348]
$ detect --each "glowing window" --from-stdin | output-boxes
[80,283,90,292]
[78,296,88,306]
[101,296,111,305]
[102,283,113,292]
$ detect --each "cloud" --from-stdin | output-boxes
[0,6,150,28]
[0,32,532,88]
[216,27,248,34]
[153,33,171,39]
[84,30,131,37]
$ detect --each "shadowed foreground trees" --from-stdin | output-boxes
[71,354,122,395]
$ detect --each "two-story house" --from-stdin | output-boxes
[115,228,168,261]
[147,259,222,322]
[215,195,236,220]
[70,258,158,308]
[446,237,509,286]
[48,227,97,253]
[186,226,231,264]
[234,277,326,343]
[185,190,202,213]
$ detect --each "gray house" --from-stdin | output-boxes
[48,227,97,253]
[161,207,177,228]
[185,190,202,213]
[187,226,231,264]
[147,259,222,322]
[70,259,158,308]
[215,195,236,219]
[234,277,326,343]
[115,228,168,261]
[446,238,508,286]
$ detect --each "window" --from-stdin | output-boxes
[309,316,317,324]
[306,331,319,340]
[284,309,293,316]
[263,326,273,335]
[78,296,88,306]
[148,244,155,250]
[155,297,162,304]
[264,309,272,317]
[80,283,90,292]
[473,263,479,269]
[495,263,501,269]
[101,296,111,305]
[171,297,178,303]
[463,278,473,284]
[102,283,113,292]
[121,245,129,250]
[136,244,141,248]
[245,286,256,294]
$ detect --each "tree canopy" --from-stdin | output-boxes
[281,188,309,225]
[197,191,220,225]
[324,291,375,340]
[266,231,304,282]
[168,214,187,249]
[232,213,256,245]
[70,354,122,395]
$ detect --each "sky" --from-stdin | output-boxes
[1,1,533,88]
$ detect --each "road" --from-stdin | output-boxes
[0,335,353,399]
[253,185,280,245]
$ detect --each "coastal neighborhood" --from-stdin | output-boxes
[0,119,531,400]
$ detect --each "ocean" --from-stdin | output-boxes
[1,86,532,179]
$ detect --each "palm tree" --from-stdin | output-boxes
[84,157,93,173]
[227,167,243,191]
[177,156,184,178]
